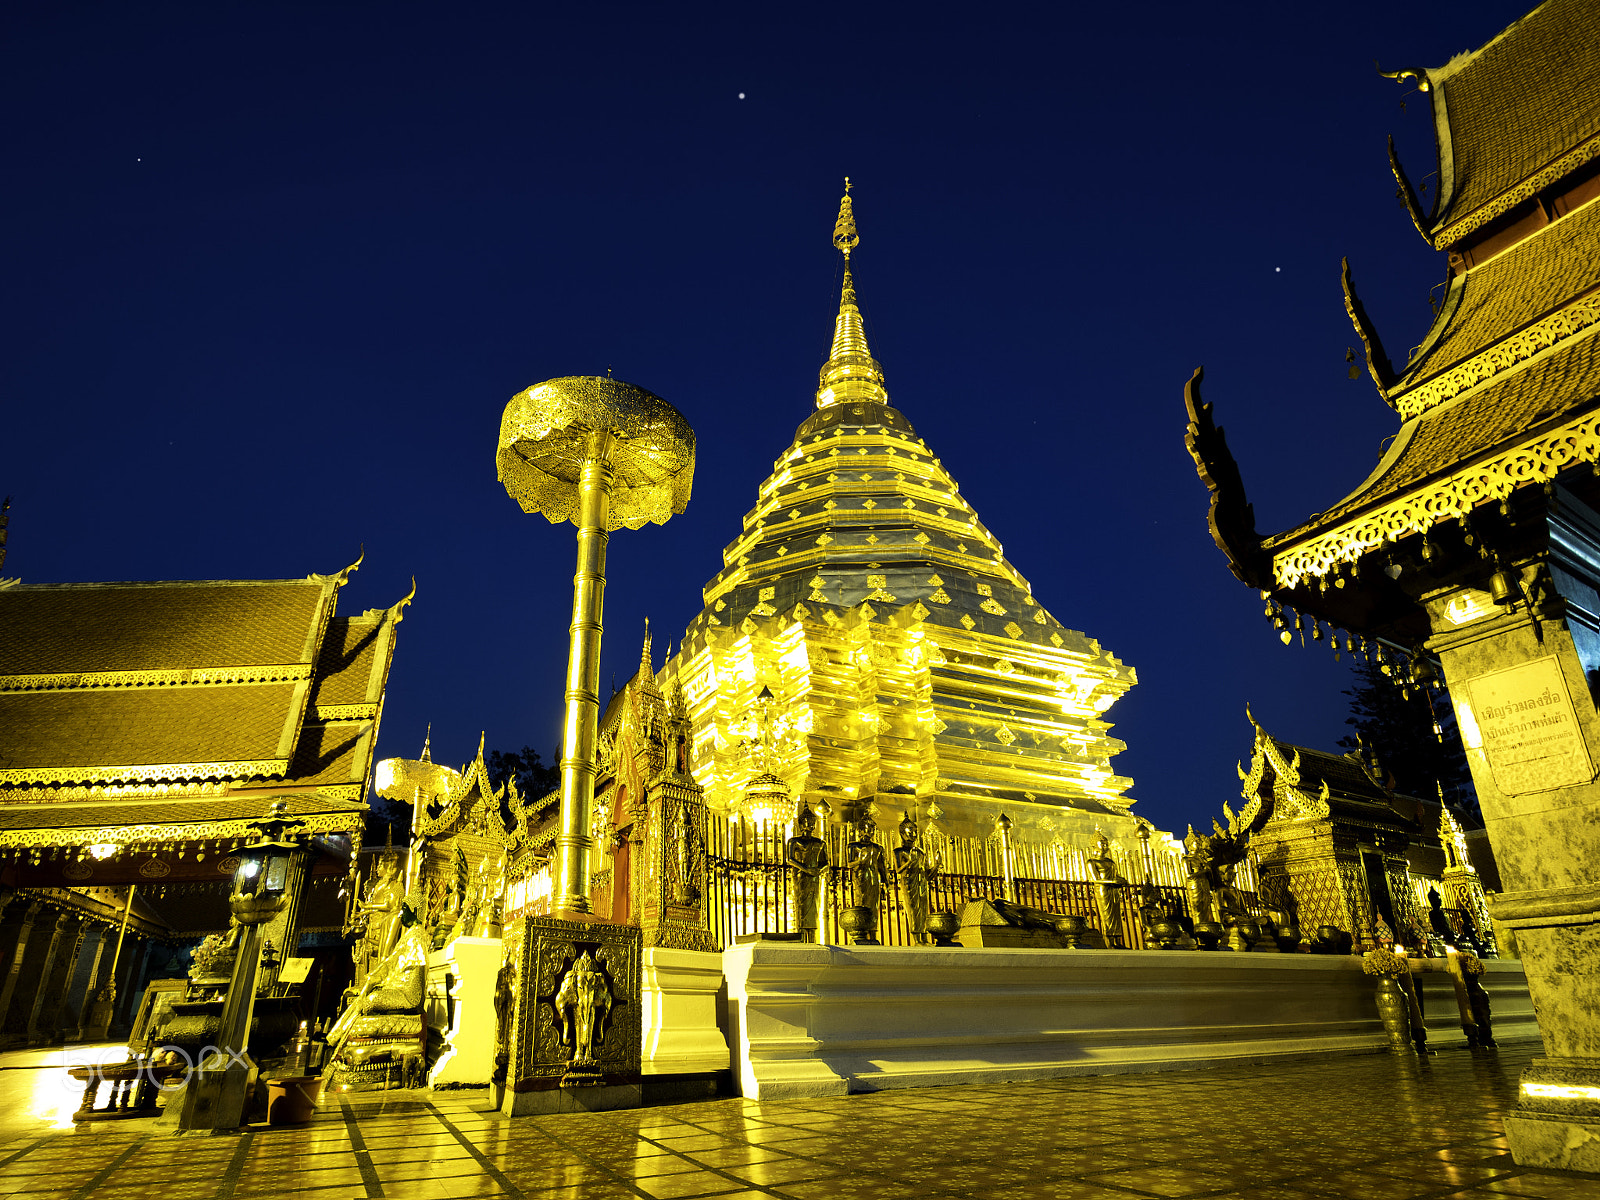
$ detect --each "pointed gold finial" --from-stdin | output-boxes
[420,724,432,763]
[640,617,654,681]
[815,180,887,410]
[833,180,859,259]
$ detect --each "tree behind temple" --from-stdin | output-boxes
[487,745,559,801]
[1337,658,1482,824]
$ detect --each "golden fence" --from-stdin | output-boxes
[703,815,1260,950]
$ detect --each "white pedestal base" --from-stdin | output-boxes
[642,947,729,1076]
[426,936,502,1088]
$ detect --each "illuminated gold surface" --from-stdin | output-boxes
[814,182,887,410]
[666,194,1138,840]
[496,376,695,531]
[1271,405,1600,588]
[1394,273,1600,421]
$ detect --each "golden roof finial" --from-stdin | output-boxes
[420,724,432,763]
[815,179,887,410]
[640,617,654,680]
[833,178,859,259]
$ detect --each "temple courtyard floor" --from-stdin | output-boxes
[2,1039,1599,1200]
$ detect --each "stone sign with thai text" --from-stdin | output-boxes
[1461,655,1594,796]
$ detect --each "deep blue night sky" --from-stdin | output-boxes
[2,1,1530,835]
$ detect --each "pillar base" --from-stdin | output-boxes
[1506,1057,1600,1172]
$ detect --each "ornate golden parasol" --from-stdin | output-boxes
[496,376,695,912]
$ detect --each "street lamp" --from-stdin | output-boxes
[172,801,304,1132]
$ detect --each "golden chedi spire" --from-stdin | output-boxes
[815,178,889,410]
[665,178,1140,842]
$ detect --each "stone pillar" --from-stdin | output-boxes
[1426,508,1600,1170]
[35,918,88,1045]
[22,911,70,1045]
[0,903,43,1043]
[46,921,90,1043]
[70,928,108,1042]
[112,937,150,1035]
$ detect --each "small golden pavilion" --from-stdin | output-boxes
[0,557,409,1044]
[663,187,1141,843]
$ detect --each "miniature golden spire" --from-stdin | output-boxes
[815,179,889,410]
[420,724,432,763]
[640,617,653,681]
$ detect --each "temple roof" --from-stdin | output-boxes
[1266,329,1600,568]
[1397,199,1600,393]
[0,565,409,846]
[0,578,333,675]
[1189,1,1600,598]
[0,793,368,839]
[1239,717,1422,834]
[1418,0,1600,247]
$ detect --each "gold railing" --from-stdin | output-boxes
[704,814,1258,950]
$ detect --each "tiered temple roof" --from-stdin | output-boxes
[1187,0,1600,639]
[666,187,1138,838]
[0,560,411,855]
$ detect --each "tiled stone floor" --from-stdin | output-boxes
[4,1040,1599,1200]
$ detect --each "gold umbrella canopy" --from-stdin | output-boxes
[374,757,460,809]
[496,376,696,530]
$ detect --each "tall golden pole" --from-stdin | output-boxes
[557,429,615,911]
[496,376,695,917]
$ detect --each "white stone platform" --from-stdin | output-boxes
[722,942,1538,1100]
[642,948,730,1076]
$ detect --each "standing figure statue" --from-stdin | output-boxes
[1182,827,1218,926]
[349,853,404,986]
[785,804,830,942]
[1086,832,1128,948]
[847,816,890,910]
[555,950,613,1072]
[893,812,937,943]
[470,850,508,939]
[493,952,516,1057]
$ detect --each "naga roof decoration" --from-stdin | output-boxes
[666,184,1140,836]
[1187,0,1600,613]
[0,563,410,848]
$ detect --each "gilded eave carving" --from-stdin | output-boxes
[1431,133,1600,249]
[1395,290,1600,420]
[1271,404,1600,588]
[0,663,315,693]
[0,758,291,787]
[0,809,361,849]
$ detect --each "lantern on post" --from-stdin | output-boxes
[172,800,306,1132]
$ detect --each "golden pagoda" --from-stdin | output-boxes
[664,184,1140,841]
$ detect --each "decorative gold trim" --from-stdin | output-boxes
[1434,133,1600,248]
[1396,292,1600,419]
[0,759,289,786]
[0,781,230,802]
[312,784,365,803]
[0,664,313,693]
[0,810,361,848]
[1272,407,1600,588]
[311,704,378,721]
